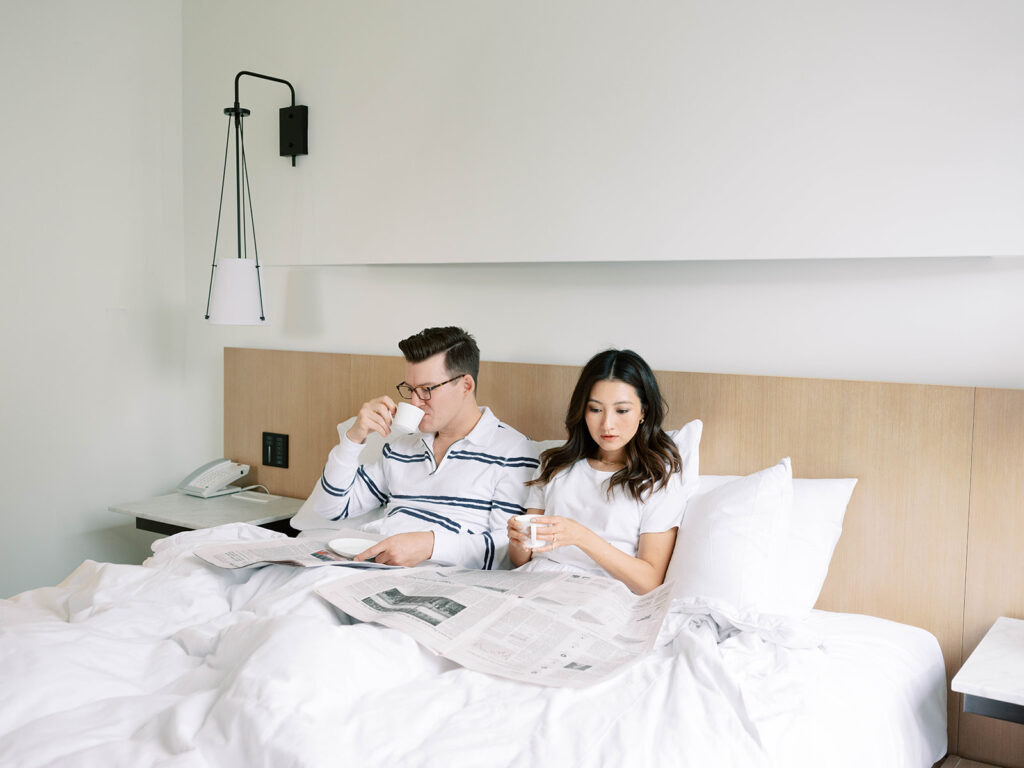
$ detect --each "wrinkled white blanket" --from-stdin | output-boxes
[0,525,946,768]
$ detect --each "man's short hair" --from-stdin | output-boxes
[399,327,480,387]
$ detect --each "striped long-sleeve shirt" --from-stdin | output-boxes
[303,407,540,569]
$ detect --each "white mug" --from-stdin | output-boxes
[513,514,548,549]
[392,402,425,433]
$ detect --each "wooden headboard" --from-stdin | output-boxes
[224,347,1024,766]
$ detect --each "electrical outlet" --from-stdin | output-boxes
[262,432,289,468]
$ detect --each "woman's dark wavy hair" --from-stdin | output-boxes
[528,349,682,502]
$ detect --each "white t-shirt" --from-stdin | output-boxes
[522,458,688,576]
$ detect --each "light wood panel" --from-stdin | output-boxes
[657,371,975,750]
[957,388,1024,768]
[477,359,580,442]
[660,372,975,628]
[225,348,353,499]
[941,757,1004,768]
[223,348,1024,758]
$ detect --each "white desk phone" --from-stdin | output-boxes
[178,459,250,498]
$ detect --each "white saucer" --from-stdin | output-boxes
[328,537,378,558]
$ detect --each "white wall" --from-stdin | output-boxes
[184,1,1024,265]
[182,0,1024,451]
[0,1,187,596]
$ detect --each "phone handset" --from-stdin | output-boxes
[178,459,250,498]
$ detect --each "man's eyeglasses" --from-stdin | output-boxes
[396,374,464,401]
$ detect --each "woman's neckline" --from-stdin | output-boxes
[585,457,624,473]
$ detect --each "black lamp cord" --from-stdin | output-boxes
[239,119,265,320]
[204,118,233,320]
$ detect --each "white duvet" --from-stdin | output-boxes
[0,525,946,768]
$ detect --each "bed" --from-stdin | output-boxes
[3,347,1021,767]
[0,523,946,767]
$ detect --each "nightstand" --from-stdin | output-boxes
[952,616,1024,725]
[110,492,303,537]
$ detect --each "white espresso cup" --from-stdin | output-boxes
[513,514,548,549]
[391,401,425,433]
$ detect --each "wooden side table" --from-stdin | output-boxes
[952,616,1024,725]
[110,492,303,536]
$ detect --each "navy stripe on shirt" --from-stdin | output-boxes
[388,506,462,533]
[382,444,430,464]
[390,493,494,512]
[357,466,388,505]
[482,531,495,570]
[321,472,354,497]
[447,450,539,469]
[490,499,526,515]
[328,501,350,522]
[389,494,523,518]
[449,447,539,462]
[449,448,539,463]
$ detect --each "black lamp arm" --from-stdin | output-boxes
[231,71,308,166]
[234,70,296,108]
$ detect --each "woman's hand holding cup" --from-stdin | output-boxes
[511,514,551,550]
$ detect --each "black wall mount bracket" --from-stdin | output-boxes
[234,70,308,166]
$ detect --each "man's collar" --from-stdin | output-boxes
[462,406,499,447]
[422,406,498,449]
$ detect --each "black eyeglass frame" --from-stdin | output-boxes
[396,374,465,401]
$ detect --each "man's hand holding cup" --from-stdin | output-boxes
[345,397,425,444]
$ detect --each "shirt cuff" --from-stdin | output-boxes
[328,432,365,465]
[429,530,461,566]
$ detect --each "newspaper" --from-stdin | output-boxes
[194,531,399,570]
[316,567,673,687]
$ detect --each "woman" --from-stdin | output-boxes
[508,349,687,594]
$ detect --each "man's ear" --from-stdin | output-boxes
[461,373,475,396]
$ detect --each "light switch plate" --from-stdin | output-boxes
[262,432,289,468]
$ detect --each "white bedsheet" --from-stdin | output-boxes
[0,525,946,768]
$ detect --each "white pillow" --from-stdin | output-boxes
[781,476,856,611]
[667,458,794,616]
[668,463,857,620]
[684,472,856,614]
[667,420,702,497]
[531,438,564,457]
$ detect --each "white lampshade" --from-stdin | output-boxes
[207,258,268,325]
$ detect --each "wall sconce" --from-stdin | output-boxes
[205,71,308,324]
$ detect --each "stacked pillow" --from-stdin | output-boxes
[666,458,857,628]
[666,420,702,500]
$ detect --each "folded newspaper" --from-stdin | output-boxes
[193,531,400,570]
[316,567,674,687]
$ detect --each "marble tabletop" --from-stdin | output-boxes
[952,616,1024,707]
[110,492,303,530]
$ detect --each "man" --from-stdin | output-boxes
[300,327,538,569]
